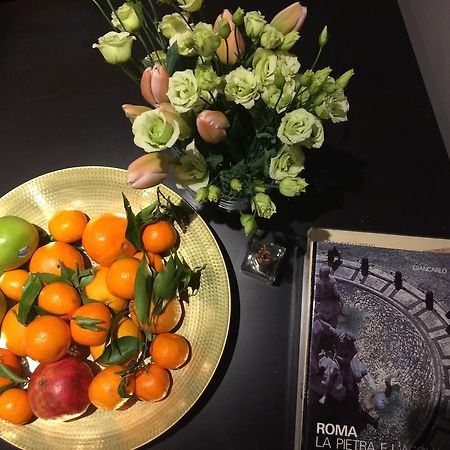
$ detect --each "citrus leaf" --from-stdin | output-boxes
[34,272,69,285]
[118,376,134,399]
[135,201,158,224]
[18,273,42,325]
[0,364,28,384]
[97,336,144,365]
[60,262,76,281]
[122,193,143,251]
[72,316,108,331]
[152,256,178,301]
[134,257,153,324]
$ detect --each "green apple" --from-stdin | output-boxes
[0,216,39,271]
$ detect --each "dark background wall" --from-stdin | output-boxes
[398,0,450,158]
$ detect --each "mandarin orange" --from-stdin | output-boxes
[48,209,88,243]
[70,302,112,346]
[88,365,135,410]
[29,241,85,275]
[142,221,177,255]
[24,315,71,363]
[135,363,171,402]
[82,213,135,267]
[150,332,190,369]
[0,388,34,425]
[0,269,29,302]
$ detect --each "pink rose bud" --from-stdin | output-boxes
[140,64,170,106]
[197,110,230,144]
[122,104,151,122]
[214,9,245,65]
[270,2,307,35]
[127,153,169,189]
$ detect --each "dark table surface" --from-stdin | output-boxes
[1,0,450,449]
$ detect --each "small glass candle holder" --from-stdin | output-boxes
[241,237,286,284]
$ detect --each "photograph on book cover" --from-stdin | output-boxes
[297,230,450,450]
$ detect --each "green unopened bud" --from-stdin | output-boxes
[336,69,355,89]
[240,214,257,236]
[274,71,286,90]
[208,185,221,202]
[195,186,209,202]
[253,181,266,193]
[319,26,328,47]
[218,18,231,39]
[230,178,242,192]
[298,70,313,87]
[233,8,245,26]
[313,93,327,106]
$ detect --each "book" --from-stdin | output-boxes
[295,229,450,450]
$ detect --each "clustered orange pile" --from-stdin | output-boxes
[0,209,190,425]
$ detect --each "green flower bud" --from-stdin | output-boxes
[195,186,209,202]
[233,8,245,26]
[260,25,284,50]
[217,18,231,39]
[336,69,355,89]
[240,214,258,236]
[208,185,221,202]
[279,177,308,197]
[230,178,242,192]
[319,25,328,47]
[279,30,300,51]
[111,2,142,33]
[244,11,267,41]
[253,181,266,193]
[251,193,276,219]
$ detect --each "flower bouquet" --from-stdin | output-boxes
[91,0,353,234]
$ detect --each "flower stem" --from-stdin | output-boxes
[311,46,323,71]
[90,0,113,28]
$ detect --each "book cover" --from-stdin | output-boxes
[296,229,450,450]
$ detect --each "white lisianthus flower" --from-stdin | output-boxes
[277,108,324,148]
[194,64,223,91]
[132,109,180,151]
[169,30,197,57]
[111,2,142,33]
[225,67,260,109]
[277,52,301,79]
[269,144,305,180]
[315,87,350,123]
[244,11,267,40]
[279,177,308,197]
[92,31,135,64]
[261,79,296,113]
[254,53,278,88]
[260,25,284,50]
[159,13,191,39]
[167,69,199,113]
[251,193,277,219]
[175,140,209,191]
[177,0,203,13]
[193,22,221,57]
[279,31,300,51]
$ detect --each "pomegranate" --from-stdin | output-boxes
[28,356,93,420]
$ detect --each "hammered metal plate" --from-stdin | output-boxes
[0,166,230,449]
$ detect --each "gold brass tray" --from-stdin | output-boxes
[0,166,231,449]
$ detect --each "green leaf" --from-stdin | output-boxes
[135,201,158,224]
[96,336,144,365]
[123,193,143,251]
[134,257,153,324]
[165,42,196,76]
[0,364,29,384]
[18,274,42,325]
[34,273,69,285]
[118,376,134,399]
[153,256,178,301]
[72,316,108,332]
[206,154,224,171]
[60,262,76,281]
